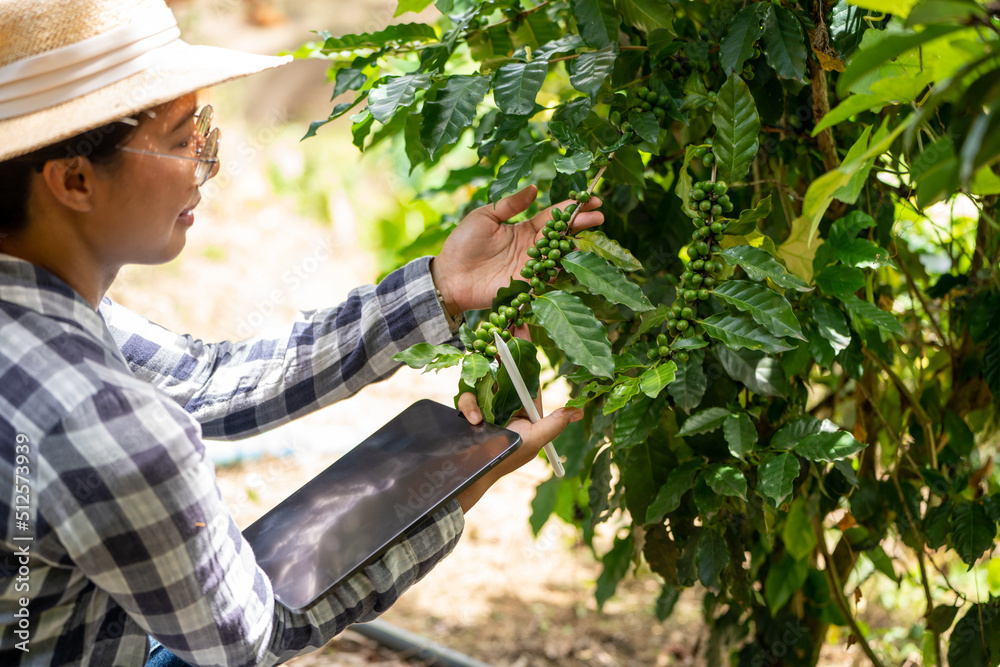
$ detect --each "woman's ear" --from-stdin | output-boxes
[39,158,97,213]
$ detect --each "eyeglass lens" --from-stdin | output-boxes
[195,127,219,186]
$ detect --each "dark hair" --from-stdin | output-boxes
[0,120,138,236]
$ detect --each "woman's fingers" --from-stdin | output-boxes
[457,391,483,424]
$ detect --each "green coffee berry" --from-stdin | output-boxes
[473,339,487,352]
[549,249,562,260]
[698,288,710,300]
[485,344,497,356]
[676,320,689,331]
[676,351,689,362]
[521,267,533,279]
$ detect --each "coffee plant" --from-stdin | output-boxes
[298,0,1000,663]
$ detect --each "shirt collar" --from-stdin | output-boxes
[0,253,123,357]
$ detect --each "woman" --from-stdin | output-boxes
[0,1,603,665]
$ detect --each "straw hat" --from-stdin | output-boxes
[0,0,292,162]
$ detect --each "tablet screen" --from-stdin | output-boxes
[242,399,521,610]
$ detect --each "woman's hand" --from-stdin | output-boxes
[454,391,582,513]
[430,185,603,316]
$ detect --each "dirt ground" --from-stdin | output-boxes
[104,2,878,665]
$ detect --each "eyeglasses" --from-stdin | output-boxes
[117,105,220,187]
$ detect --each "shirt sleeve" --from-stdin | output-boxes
[100,256,457,440]
[39,386,464,667]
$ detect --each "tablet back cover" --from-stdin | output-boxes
[242,399,520,610]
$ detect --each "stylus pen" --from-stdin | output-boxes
[493,332,566,478]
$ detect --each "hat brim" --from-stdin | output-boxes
[0,40,291,162]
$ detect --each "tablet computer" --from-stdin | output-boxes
[242,398,522,610]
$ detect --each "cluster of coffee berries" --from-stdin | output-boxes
[688,177,732,219]
[692,143,718,168]
[743,45,762,80]
[650,333,690,362]
[471,301,528,356]
[629,86,670,120]
[667,179,731,333]
[520,203,577,288]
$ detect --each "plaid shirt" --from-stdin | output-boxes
[0,253,465,666]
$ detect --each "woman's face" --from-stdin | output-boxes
[89,93,214,267]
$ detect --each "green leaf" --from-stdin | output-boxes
[802,119,906,241]
[529,476,561,535]
[616,0,674,34]
[677,407,731,437]
[907,0,988,26]
[831,238,895,270]
[627,109,660,145]
[782,498,817,561]
[421,75,491,159]
[553,151,594,174]
[512,12,562,50]
[705,464,748,500]
[771,416,839,450]
[596,534,633,610]
[493,337,541,424]
[765,554,809,612]
[719,245,812,292]
[612,392,666,446]
[368,73,431,124]
[569,44,618,97]
[794,431,866,462]
[675,145,699,219]
[697,528,729,591]
[321,23,438,51]
[712,74,761,183]
[589,446,613,526]
[715,347,787,398]
[493,60,549,116]
[394,0,433,16]
[700,313,797,355]
[655,585,681,621]
[836,24,963,97]
[460,353,492,386]
[815,265,865,297]
[393,343,462,369]
[726,194,772,236]
[668,348,707,413]
[533,291,614,378]
[489,141,542,203]
[944,411,976,457]
[572,0,620,47]
[403,113,430,172]
[839,294,905,338]
[950,501,998,570]
[561,251,653,311]
[332,67,369,99]
[724,412,757,460]
[720,4,766,76]
[468,25,515,64]
[712,280,805,341]
[948,600,1000,666]
[761,5,807,82]
[603,377,642,414]
[645,459,703,523]
[572,230,643,271]
[640,362,677,398]
[759,452,800,506]
[811,300,851,353]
